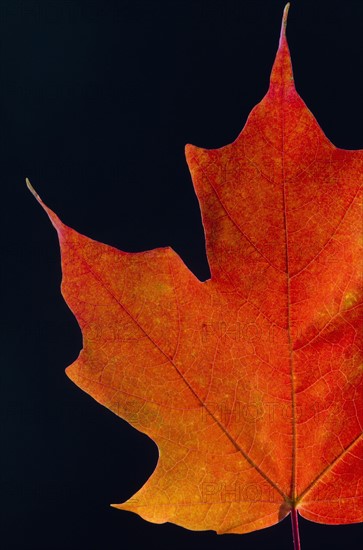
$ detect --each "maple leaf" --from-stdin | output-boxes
[28,3,362,546]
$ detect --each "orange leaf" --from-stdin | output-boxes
[29,3,362,541]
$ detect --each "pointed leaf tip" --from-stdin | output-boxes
[280,3,290,46]
[26,178,40,202]
[26,178,65,235]
[270,3,294,88]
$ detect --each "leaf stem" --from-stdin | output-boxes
[291,508,301,550]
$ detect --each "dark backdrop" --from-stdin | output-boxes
[1,1,362,549]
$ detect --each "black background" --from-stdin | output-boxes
[1,1,362,549]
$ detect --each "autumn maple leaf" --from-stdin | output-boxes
[28,4,362,547]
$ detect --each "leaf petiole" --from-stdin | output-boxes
[291,508,301,550]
